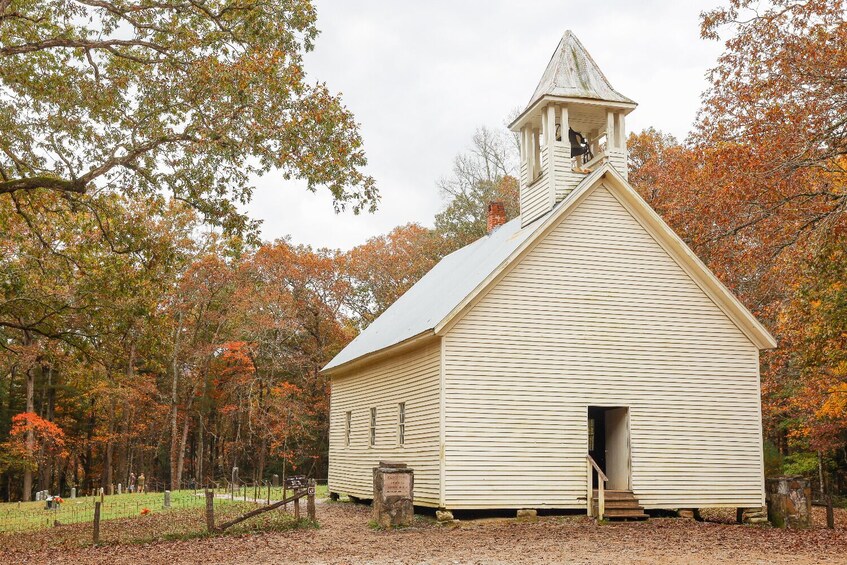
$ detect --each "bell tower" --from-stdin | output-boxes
[509,31,636,227]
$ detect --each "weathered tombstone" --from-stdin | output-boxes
[164,490,171,508]
[117,483,122,495]
[71,487,76,499]
[372,461,414,528]
[766,475,811,528]
[272,474,279,487]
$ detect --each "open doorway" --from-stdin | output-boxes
[587,406,631,491]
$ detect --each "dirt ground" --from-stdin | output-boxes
[5,502,847,564]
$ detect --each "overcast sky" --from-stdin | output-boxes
[244,0,725,250]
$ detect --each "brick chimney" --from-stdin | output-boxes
[487,201,507,233]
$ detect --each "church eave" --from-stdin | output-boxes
[507,95,637,132]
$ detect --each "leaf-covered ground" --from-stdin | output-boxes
[3,501,846,564]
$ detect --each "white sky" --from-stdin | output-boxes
[244,0,725,250]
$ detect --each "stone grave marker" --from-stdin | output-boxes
[372,461,413,528]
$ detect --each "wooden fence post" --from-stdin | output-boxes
[294,496,300,521]
[205,489,215,532]
[826,494,835,529]
[266,482,270,505]
[307,479,316,521]
[93,501,101,544]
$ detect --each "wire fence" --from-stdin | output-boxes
[0,480,327,534]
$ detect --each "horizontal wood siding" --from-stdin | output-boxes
[520,161,528,193]
[607,150,628,180]
[521,147,550,228]
[552,142,582,201]
[329,341,441,506]
[443,184,763,510]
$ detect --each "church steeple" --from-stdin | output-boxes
[510,31,637,227]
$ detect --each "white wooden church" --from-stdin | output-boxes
[323,31,776,518]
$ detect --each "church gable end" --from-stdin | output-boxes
[441,183,763,509]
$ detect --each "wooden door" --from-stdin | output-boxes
[604,407,631,490]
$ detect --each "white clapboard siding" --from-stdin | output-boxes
[520,161,528,193]
[328,341,441,506]
[520,147,550,227]
[442,184,763,510]
[607,150,628,180]
[552,142,583,201]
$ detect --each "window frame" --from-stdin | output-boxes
[369,407,376,447]
[397,402,406,446]
[344,411,351,447]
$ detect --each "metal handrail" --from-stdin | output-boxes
[586,454,608,519]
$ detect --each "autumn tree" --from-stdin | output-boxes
[245,241,351,478]
[1,413,67,477]
[435,126,520,251]
[0,0,378,237]
[344,224,443,327]
[700,0,846,174]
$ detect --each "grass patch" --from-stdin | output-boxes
[0,484,327,534]
[0,500,317,554]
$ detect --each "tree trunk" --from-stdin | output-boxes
[22,366,34,501]
[103,399,114,491]
[174,408,190,490]
[169,312,183,491]
[196,414,204,486]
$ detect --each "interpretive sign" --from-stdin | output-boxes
[383,472,411,497]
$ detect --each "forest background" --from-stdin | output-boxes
[0,0,845,502]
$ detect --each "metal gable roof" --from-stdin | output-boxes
[323,164,776,374]
[525,30,634,109]
[322,214,541,372]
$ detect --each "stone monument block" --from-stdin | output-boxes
[766,475,811,528]
[372,461,414,528]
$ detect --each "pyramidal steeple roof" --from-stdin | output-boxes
[525,31,634,110]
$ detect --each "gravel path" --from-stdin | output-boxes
[10,502,847,564]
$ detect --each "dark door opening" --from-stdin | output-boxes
[587,407,606,486]
[587,406,631,491]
